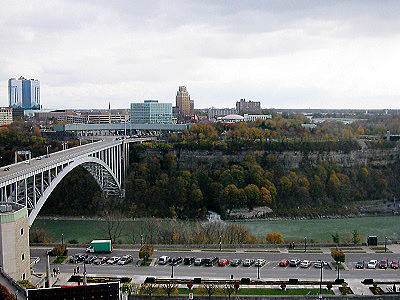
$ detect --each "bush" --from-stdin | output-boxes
[266,232,284,244]
[68,239,78,244]
[17,280,35,289]
[50,244,68,256]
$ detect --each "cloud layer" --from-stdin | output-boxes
[1,0,400,109]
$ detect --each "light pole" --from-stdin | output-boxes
[171,264,174,278]
[319,261,323,299]
[219,235,222,251]
[46,145,50,157]
[257,265,260,279]
[61,233,64,244]
[140,235,144,246]
[304,237,307,253]
[385,236,387,253]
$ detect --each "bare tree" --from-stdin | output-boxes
[162,283,178,297]
[101,198,125,244]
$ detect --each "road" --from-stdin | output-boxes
[0,137,151,184]
[31,247,400,281]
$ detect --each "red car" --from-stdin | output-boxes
[279,260,289,267]
[378,259,388,269]
[390,260,399,269]
[3,167,10,171]
[218,259,230,266]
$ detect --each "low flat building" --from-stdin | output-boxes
[207,107,237,120]
[243,114,271,122]
[0,107,13,125]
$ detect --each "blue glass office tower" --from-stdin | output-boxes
[8,76,40,109]
[131,100,172,124]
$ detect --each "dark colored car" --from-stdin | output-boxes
[170,257,183,266]
[379,259,388,269]
[229,259,242,267]
[279,260,289,267]
[184,257,196,265]
[203,257,218,266]
[85,255,97,264]
[355,261,365,269]
[390,260,399,269]
[93,257,108,265]
[289,259,301,267]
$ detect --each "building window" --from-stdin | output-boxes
[22,273,26,280]
[20,228,24,236]
[21,253,25,261]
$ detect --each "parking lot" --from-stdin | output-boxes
[31,247,400,281]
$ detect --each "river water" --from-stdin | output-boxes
[31,215,400,244]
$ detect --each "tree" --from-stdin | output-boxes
[331,248,345,279]
[265,232,284,244]
[332,232,340,244]
[139,244,154,262]
[102,206,125,244]
[244,184,261,210]
[121,282,137,298]
[161,283,179,297]
[139,283,159,296]
[199,283,219,299]
[352,229,363,244]
[222,283,237,300]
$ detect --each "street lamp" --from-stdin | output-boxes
[319,261,323,299]
[385,236,388,253]
[140,235,144,246]
[304,237,307,253]
[61,233,64,245]
[171,264,174,278]
[219,235,222,251]
[257,265,260,279]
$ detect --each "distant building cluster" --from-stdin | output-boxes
[0,107,13,125]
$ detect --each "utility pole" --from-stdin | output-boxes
[319,261,323,299]
[304,237,307,253]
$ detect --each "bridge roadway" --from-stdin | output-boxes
[0,137,152,185]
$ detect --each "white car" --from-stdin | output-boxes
[158,256,170,265]
[254,259,266,267]
[106,257,120,264]
[194,258,203,266]
[367,260,378,269]
[314,260,328,268]
[300,260,311,268]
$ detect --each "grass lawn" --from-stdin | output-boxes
[53,256,67,264]
[178,288,334,295]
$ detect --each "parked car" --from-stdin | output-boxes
[158,256,170,265]
[203,257,218,267]
[355,261,365,269]
[300,260,311,268]
[254,259,266,267]
[194,258,203,266]
[243,259,255,267]
[229,259,242,267]
[170,257,183,266]
[289,259,301,267]
[378,259,388,269]
[279,260,289,267]
[367,260,378,269]
[85,255,97,264]
[93,257,108,265]
[184,257,196,265]
[3,167,10,171]
[118,255,133,265]
[69,254,86,263]
[107,257,120,264]
[313,260,327,268]
[218,259,230,266]
[390,260,399,269]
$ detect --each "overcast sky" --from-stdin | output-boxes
[1,0,400,109]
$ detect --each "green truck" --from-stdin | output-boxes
[86,240,112,253]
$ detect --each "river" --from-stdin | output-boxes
[31,215,400,244]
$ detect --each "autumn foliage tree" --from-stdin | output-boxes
[265,232,284,244]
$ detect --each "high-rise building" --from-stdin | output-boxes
[176,86,193,116]
[8,76,40,109]
[0,107,13,125]
[131,100,172,124]
[236,98,261,114]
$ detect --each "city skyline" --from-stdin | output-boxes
[1,1,400,110]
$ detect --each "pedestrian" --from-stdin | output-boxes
[73,267,76,275]
[57,267,60,275]
[77,265,80,273]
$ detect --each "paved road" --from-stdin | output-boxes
[31,247,400,281]
[0,137,151,184]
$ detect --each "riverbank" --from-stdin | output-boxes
[32,215,400,244]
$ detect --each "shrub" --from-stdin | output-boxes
[17,280,35,289]
[50,244,68,256]
[68,239,78,244]
[266,232,284,244]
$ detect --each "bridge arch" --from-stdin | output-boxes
[28,156,121,226]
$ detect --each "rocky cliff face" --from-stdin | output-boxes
[143,147,400,169]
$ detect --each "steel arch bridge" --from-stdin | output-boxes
[0,137,153,226]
